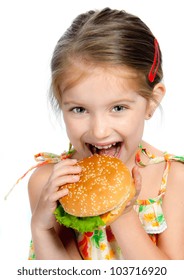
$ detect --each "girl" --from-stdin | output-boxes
[28,8,184,260]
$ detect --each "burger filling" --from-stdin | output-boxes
[54,205,105,233]
[88,142,121,157]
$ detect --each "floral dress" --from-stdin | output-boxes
[27,146,183,260]
[74,161,169,260]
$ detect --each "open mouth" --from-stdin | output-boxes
[86,142,122,158]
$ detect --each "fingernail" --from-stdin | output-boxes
[76,166,82,172]
[62,188,69,195]
[73,175,80,180]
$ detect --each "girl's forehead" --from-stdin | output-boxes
[60,62,142,93]
[61,67,143,106]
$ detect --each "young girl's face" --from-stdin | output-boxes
[61,66,151,166]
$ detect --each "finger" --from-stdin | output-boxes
[132,166,142,195]
[123,166,142,215]
[50,163,82,180]
[46,174,80,194]
[126,195,137,208]
[123,200,135,214]
[49,188,69,203]
[53,158,78,171]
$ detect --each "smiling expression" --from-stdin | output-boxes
[61,66,151,167]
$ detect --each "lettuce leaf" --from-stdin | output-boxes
[54,205,105,233]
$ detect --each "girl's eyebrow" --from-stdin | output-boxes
[62,101,85,106]
[109,98,136,104]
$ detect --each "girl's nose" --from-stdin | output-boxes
[90,115,111,140]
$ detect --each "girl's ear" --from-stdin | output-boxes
[145,83,166,119]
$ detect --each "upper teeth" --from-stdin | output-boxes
[93,142,116,149]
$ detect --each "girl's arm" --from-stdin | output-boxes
[28,161,82,260]
[157,161,184,259]
[30,226,72,260]
[111,163,184,260]
[111,209,169,259]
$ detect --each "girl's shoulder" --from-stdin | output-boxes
[167,160,184,190]
[29,163,54,186]
[142,141,165,157]
[28,163,54,212]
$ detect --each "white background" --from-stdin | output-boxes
[0,0,183,262]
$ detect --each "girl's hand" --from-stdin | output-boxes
[31,159,81,230]
[123,166,142,214]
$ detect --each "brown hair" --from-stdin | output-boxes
[50,7,163,111]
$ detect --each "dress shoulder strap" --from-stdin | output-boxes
[135,144,184,167]
[135,144,184,195]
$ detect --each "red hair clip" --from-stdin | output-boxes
[148,38,160,83]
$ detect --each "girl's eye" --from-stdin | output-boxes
[112,105,126,112]
[71,107,86,114]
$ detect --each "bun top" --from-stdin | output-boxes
[59,154,134,217]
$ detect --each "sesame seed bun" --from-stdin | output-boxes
[59,154,135,225]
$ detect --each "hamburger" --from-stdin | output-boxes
[54,154,135,233]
